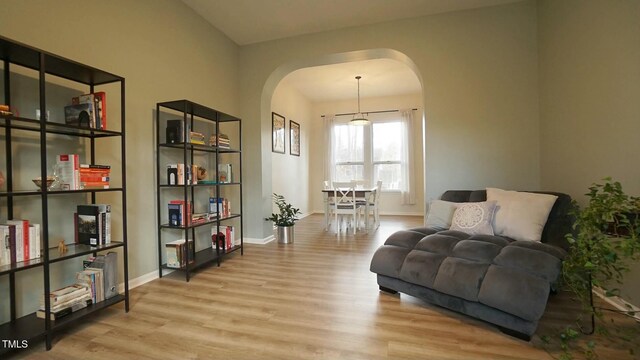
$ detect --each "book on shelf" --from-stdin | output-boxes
[190,131,205,145]
[167,163,193,185]
[41,284,90,307]
[6,219,29,263]
[0,224,16,266]
[80,164,111,189]
[209,133,230,148]
[71,92,106,130]
[36,299,92,320]
[92,91,107,130]
[83,252,118,299]
[77,267,104,303]
[165,239,194,268]
[57,154,80,190]
[168,200,192,226]
[209,197,231,218]
[76,204,111,246]
[64,102,95,128]
[28,223,41,261]
[217,163,232,183]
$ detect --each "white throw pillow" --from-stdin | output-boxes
[486,188,558,242]
[449,201,497,236]
[425,200,458,230]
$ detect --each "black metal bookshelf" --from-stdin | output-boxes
[0,35,129,353]
[156,100,243,281]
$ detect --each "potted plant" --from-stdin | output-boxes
[265,193,302,244]
[542,178,640,359]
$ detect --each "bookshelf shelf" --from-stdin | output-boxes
[156,100,243,281]
[1,115,122,138]
[0,35,129,354]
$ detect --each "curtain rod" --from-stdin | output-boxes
[321,108,418,117]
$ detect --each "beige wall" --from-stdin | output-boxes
[270,79,312,218]
[240,0,541,240]
[538,0,640,302]
[310,93,425,216]
[0,0,239,319]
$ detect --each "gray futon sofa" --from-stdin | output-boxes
[369,190,573,340]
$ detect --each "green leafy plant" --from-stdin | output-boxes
[543,178,640,359]
[265,193,301,227]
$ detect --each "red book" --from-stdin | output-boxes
[93,92,106,130]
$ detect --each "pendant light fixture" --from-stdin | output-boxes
[350,76,369,125]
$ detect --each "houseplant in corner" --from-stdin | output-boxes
[542,178,640,359]
[265,193,302,244]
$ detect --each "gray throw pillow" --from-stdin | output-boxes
[425,200,458,230]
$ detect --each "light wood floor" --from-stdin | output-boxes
[12,214,639,359]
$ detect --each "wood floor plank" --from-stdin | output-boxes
[10,214,639,359]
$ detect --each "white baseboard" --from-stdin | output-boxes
[593,286,640,322]
[118,269,160,293]
[244,235,275,244]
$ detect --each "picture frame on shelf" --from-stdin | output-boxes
[290,120,300,156]
[272,112,285,154]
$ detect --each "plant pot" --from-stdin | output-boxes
[277,225,294,244]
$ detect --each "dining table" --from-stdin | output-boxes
[321,186,377,231]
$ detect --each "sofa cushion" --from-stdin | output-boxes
[478,265,551,321]
[487,188,558,242]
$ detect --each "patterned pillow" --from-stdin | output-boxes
[450,201,497,235]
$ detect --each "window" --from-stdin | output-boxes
[332,117,403,191]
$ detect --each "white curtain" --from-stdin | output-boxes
[323,115,336,183]
[400,109,416,205]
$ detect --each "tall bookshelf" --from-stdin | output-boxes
[0,35,129,353]
[156,100,243,281]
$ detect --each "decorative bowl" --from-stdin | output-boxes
[32,176,56,190]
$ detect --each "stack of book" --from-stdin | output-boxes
[76,204,111,246]
[76,267,104,304]
[210,133,230,148]
[168,200,192,227]
[0,220,41,266]
[165,239,194,268]
[80,164,110,189]
[167,163,198,185]
[83,253,118,300]
[37,284,92,320]
[190,131,205,145]
[209,197,231,218]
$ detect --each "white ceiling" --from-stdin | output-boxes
[181,0,520,102]
[280,59,421,102]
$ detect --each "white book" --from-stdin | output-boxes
[0,226,9,266]
[57,154,80,190]
[31,224,41,259]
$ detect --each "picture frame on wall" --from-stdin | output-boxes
[272,112,285,154]
[290,120,300,156]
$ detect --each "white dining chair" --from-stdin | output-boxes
[323,180,336,230]
[332,181,364,234]
[358,180,382,229]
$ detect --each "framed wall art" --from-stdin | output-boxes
[272,112,285,154]
[290,120,300,156]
